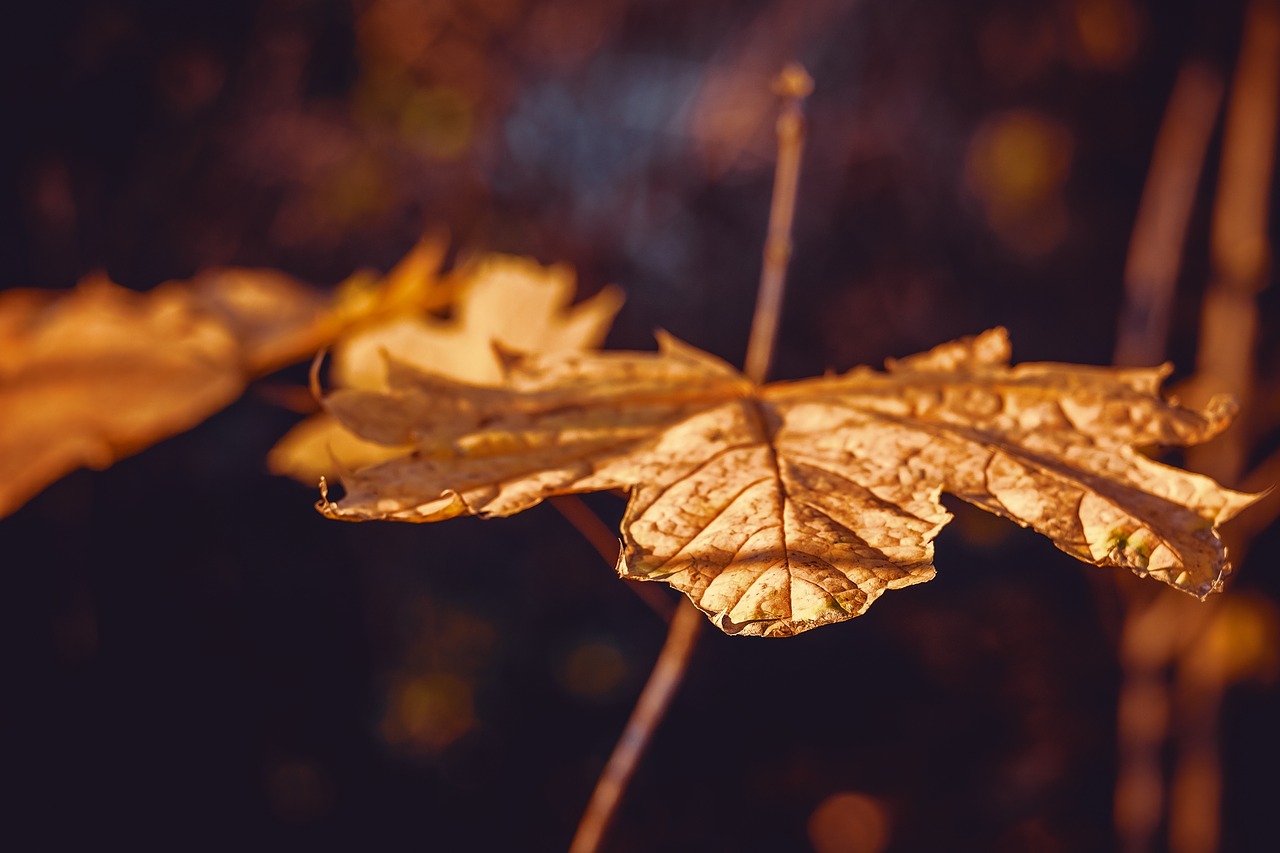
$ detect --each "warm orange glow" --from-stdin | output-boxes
[1070,0,1143,70]
[807,792,891,853]
[381,673,477,754]
[557,638,628,700]
[965,110,1074,256]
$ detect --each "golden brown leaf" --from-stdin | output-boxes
[174,267,332,375]
[0,276,245,518]
[269,254,623,482]
[317,328,1259,637]
[0,237,452,520]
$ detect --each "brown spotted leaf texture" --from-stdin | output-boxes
[319,328,1258,637]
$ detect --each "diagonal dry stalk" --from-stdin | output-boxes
[549,494,675,622]
[566,63,813,853]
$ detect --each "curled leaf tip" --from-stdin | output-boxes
[308,349,327,402]
[316,476,334,512]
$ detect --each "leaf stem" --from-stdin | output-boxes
[743,63,814,386]
[567,599,703,853]
[566,65,813,853]
[549,495,674,622]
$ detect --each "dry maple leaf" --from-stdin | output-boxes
[316,328,1259,637]
[0,275,245,519]
[0,237,450,520]
[175,267,334,375]
[269,254,623,482]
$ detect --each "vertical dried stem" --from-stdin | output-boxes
[1169,4,1280,852]
[1115,5,1280,852]
[744,63,814,385]
[1115,591,1216,853]
[1170,650,1227,853]
[567,65,813,853]
[1113,63,1224,367]
[1111,59,1225,853]
[1187,0,1280,485]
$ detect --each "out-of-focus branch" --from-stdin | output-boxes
[1115,589,1217,853]
[1110,13,1279,848]
[1163,5,1280,853]
[1187,0,1280,485]
[567,599,702,853]
[1111,60,1226,853]
[1113,63,1224,367]
[550,495,675,622]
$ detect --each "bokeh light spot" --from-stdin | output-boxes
[965,110,1074,256]
[1071,0,1143,70]
[807,791,891,853]
[381,672,476,755]
[556,636,628,701]
[399,86,475,159]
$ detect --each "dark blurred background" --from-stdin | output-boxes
[3,1,1277,850]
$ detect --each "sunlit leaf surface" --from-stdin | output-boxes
[269,254,622,482]
[0,276,244,519]
[0,238,451,520]
[319,328,1258,637]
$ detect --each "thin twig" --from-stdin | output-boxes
[549,495,674,622]
[568,599,703,853]
[567,65,813,853]
[743,63,814,385]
